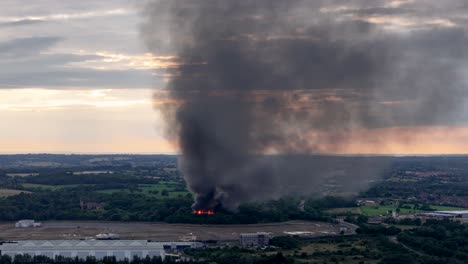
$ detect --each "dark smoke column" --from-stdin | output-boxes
[142,0,468,211]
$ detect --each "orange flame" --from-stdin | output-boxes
[193,210,215,215]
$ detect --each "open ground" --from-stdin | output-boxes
[0,220,355,241]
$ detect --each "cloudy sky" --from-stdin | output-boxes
[0,0,174,153]
[1,0,468,154]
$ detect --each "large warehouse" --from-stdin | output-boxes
[0,240,166,260]
[434,210,468,218]
[420,210,468,219]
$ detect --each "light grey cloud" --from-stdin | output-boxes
[0,37,61,57]
[0,1,152,89]
[0,68,155,89]
[0,19,45,27]
[0,51,159,89]
[326,0,467,30]
[0,0,133,18]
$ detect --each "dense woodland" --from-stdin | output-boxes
[0,189,337,224]
[398,220,468,261]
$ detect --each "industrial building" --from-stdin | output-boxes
[239,232,272,247]
[161,241,204,251]
[434,210,468,218]
[420,210,468,219]
[0,240,203,260]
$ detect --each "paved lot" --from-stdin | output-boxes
[0,220,354,241]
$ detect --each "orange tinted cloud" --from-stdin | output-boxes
[336,126,468,155]
[0,138,177,154]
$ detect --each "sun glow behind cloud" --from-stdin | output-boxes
[0,88,176,154]
[1,88,468,154]
[63,51,179,71]
[0,88,151,111]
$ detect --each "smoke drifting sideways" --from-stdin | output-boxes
[141,0,468,211]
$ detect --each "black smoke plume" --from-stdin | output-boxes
[142,0,468,211]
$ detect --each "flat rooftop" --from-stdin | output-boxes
[434,210,468,214]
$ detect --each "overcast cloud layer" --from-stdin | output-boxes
[0,0,163,89]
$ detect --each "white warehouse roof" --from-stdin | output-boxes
[435,210,468,214]
[0,240,165,260]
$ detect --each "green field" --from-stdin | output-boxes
[22,183,91,190]
[325,207,361,215]
[360,205,417,216]
[430,205,466,211]
[360,204,466,216]
[97,182,191,199]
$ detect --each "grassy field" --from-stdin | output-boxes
[0,189,31,197]
[22,183,89,190]
[430,205,466,211]
[360,205,418,216]
[325,207,361,215]
[97,182,191,199]
[360,204,467,216]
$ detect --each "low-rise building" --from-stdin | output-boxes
[96,233,121,240]
[161,241,204,251]
[80,200,106,210]
[367,217,384,225]
[239,232,272,247]
[419,210,468,219]
[435,210,468,218]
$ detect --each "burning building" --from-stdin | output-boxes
[193,210,215,216]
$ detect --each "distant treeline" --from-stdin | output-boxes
[25,172,159,185]
[0,154,178,171]
[0,188,357,224]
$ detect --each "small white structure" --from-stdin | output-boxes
[239,232,272,247]
[15,220,42,228]
[96,233,120,240]
[284,231,315,238]
[179,233,197,242]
